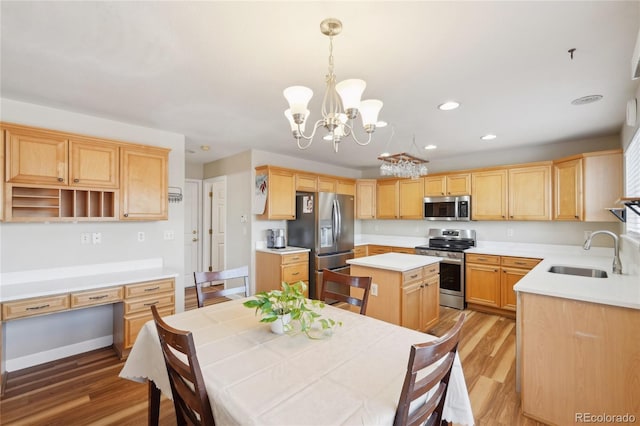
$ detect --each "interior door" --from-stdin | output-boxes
[204,178,226,272]
[184,179,201,287]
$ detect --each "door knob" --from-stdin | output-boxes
[192,238,198,242]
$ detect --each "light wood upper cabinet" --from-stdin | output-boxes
[255,166,296,220]
[399,178,424,219]
[295,173,317,192]
[553,158,582,220]
[472,169,508,220]
[356,179,376,219]
[318,176,337,193]
[376,179,399,219]
[69,139,119,188]
[553,150,622,222]
[424,173,470,196]
[120,146,169,220]
[0,130,4,221]
[508,164,551,220]
[6,128,68,185]
[336,179,355,196]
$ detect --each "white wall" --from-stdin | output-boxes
[0,98,186,368]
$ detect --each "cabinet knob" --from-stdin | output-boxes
[73,178,79,183]
[124,213,129,217]
[192,238,198,242]
[58,177,64,182]
[575,215,579,219]
[510,215,514,218]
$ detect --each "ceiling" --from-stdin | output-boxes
[2,1,639,170]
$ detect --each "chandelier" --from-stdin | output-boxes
[378,135,429,179]
[283,18,383,153]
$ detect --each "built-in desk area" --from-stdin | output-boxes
[0,258,178,394]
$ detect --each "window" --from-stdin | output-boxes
[625,130,640,236]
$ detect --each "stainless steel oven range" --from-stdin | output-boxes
[415,228,476,310]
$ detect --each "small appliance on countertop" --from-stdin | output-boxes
[266,228,286,249]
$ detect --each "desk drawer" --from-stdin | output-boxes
[282,263,308,282]
[125,279,174,298]
[282,252,308,265]
[71,286,123,308]
[2,294,70,320]
[124,293,174,315]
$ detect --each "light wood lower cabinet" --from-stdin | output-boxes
[367,245,393,255]
[350,263,439,331]
[255,251,309,296]
[466,254,540,317]
[113,278,175,358]
[520,293,640,425]
[353,246,367,258]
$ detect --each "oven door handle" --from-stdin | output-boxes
[437,257,463,265]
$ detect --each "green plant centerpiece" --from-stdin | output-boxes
[243,281,341,338]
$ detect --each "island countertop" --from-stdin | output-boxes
[347,253,442,272]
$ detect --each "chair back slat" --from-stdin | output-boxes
[394,314,465,426]
[320,269,372,315]
[151,305,215,425]
[193,265,249,308]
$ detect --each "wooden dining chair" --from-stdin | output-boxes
[150,305,215,426]
[193,265,249,308]
[320,269,372,315]
[393,314,466,426]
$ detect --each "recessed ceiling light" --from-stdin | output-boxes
[480,134,497,141]
[571,95,603,105]
[424,144,437,150]
[200,145,210,151]
[376,121,388,127]
[438,101,460,111]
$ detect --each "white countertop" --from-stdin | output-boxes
[255,246,310,254]
[0,258,179,302]
[467,241,639,310]
[347,253,442,272]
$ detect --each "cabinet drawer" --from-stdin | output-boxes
[392,246,415,254]
[402,268,423,286]
[423,263,440,277]
[2,294,70,320]
[368,245,392,255]
[466,253,500,265]
[124,306,174,349]
[353,246,367,258]
[125,279,174,298]
[501,256,541,269]
[124,293,175,315]
[282,263,309,282]
[71,286,123,308]
[282,252,309,265]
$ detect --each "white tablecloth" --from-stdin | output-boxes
[120,299,475,425]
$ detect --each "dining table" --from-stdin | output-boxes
[119,298,475,425]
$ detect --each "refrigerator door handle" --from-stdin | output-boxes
[335,198,342,243]
[332,199,339,246]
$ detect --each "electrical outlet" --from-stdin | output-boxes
[371,283,378,296]
[80,233,91,244]
[163,230,174,240]
[92,232,102,244]
[507,228,514,237]
[137,231,145,242]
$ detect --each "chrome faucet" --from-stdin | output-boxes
[583,230,622,274]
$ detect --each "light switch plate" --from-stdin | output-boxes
[138,231,145,242]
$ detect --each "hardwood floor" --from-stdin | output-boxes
[1,291,544,425]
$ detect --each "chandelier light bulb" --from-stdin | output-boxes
[359,99,384,128]
[283,86,313,116]
[335,79,366,113]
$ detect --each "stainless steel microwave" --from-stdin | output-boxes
[423,195,471,221]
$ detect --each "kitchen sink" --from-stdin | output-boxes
[547,265,608,278]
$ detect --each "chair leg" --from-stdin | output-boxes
[148,380,161,426]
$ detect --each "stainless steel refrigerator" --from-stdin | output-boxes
[287,192,354,299]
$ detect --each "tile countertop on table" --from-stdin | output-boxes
[467,241,640,310]
[0,258,179,302]
[347,252,442,272]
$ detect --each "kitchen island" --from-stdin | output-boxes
[347,253,442,331]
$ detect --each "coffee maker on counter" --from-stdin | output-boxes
[266,228,286,249]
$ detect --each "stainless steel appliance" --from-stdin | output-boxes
[423,195,471,221]
[287,192,355,299]
[266,228,286,249]
[415,228,476,310]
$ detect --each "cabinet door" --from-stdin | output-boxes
[257,168,296,220]
[6,129,68,185]
[553,159,582,220]
[508,165,551,221]
[318,177,337,193]
[337,179,355,196]
[401,282,422,331]
[446,173,471,195]
[471,169,508,220]
[583,151,622,222]
[465,263,500,307]
[120,146,168,220]
[0,130,4,221]
[399,178,424,219]
[295,173,317,192]
[356,179,376,219]
[424,176,446,196]
[376,179,399,219]
[500,267,527,311]
[69,139,119,188]
[421,275,440,331]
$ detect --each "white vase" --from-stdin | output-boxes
[270,313,292,335]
